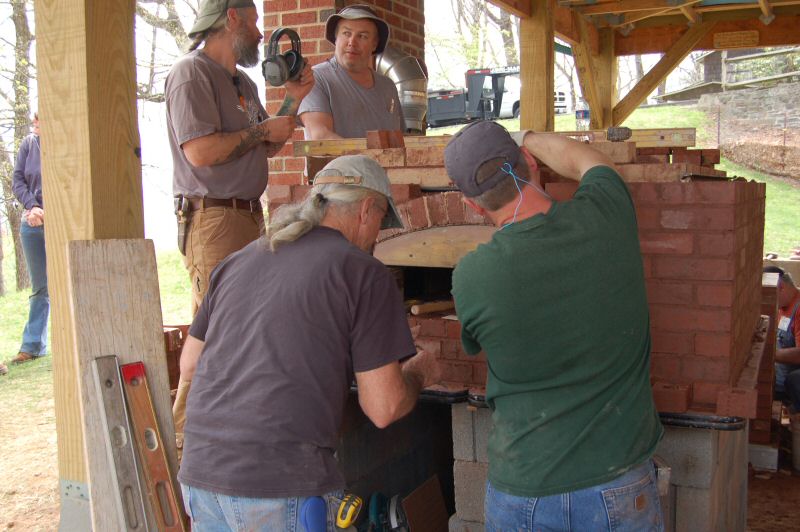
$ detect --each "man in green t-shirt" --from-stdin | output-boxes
[444,121,664,531]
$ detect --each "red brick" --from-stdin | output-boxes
[441,338,462,358]
[651,332,694,355]
[269,159,285,172]
[635,207,660,230]
[695,232,735,257]
[694,333,732,357]
[716,387,757,418]
[266,184,291,203]
[418,317,446,338]
[281,10,317,24]
[441,361,473,385]
[650,353,681,381]
[284,157,306,171]
[680,357,730,383]
[650,306,731,333]
[298,0,331,8]
[639,232,693,255]
[444,192,466,224]
[265,0,299,13]
[446,320,461,339]
[473,364,487,386]
[544,182,578,201]
[695,284,734,307]
[269,172,303,185]
[425,195,447,226]
[390,184,421,205]
[686,182,736,204]
[651,256,733,281]
[291,185,311,202]
[660,208,735,231]
[405,197,429,229]
[646,281,693,305]
[692,381,725,406]
[652,382,692,413]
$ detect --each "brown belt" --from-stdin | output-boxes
[185,197,261,213]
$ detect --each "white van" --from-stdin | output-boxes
[497,76,569,118]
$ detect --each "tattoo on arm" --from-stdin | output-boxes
[277,95,298,117]
[212,123,269,165]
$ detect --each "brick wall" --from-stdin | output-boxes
[548,179,766,416]
[751,275,779,444]
[378,180,766,417]
[263,0,426,212]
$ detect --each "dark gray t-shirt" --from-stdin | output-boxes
[298,57,405,138]
[178,227,416,498]
[166,50,268,200]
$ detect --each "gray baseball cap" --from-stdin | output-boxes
[325,4,390,55]
[313,155,403,229]
[188,0,256,39]
[444,120,521,198]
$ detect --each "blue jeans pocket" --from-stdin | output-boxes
[601,467,663,532]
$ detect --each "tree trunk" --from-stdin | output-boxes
[0,0,33,291]
[0,220,4,297]
[634,55,645,82]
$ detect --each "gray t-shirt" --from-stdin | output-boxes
[166,50,269,200]
[298,57,405,138]
[178,227,416,498]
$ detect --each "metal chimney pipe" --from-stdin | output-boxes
[376,46,428,134]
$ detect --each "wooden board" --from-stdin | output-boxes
[591,141,637,163]
[402,476,449,532]
[617,163,727,182]
[375,226,495,268]
[69,239,181,531]
[385,167,453,188]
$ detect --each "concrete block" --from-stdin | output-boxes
[656,426,719,488]
[451,405,476,462]
[474,407,492,464]
[448,515,483,532]
[675,486,715,532]
[453,460,487,524]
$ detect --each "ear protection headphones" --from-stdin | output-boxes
[262,28,306,87]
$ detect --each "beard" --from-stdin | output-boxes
[234,28,260,68]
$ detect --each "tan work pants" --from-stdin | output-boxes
[173,205,263,456]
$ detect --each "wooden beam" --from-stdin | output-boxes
[375,226,495,268]
[520,0,555,131]
[681,5,701,23]
[572,12,604,128]
[554,5,600,52]
[614,21,716,124]
[34,0,144,525]
[578,0,701,15]
[594,27,617,129]
[615,12,800,55]
[487,0,532,18]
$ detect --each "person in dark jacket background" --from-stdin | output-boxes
[7,112,49,371]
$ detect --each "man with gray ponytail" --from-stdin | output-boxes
[176,155,441,530]
[167,0,314,450]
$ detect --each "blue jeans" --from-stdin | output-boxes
[485,460,664,532]
[181,484,343,532]
[19,220,49,356]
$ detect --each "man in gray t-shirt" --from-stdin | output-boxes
[166,0,314,457]
[177,156,440,529]
[298,5,404,139]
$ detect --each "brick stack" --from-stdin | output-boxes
[263,0,425,196]
[546,177,766,417]
[751,274,779,444]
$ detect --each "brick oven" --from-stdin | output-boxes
[279,130,767,531]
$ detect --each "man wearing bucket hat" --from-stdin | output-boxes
[176,154,441,530]
[298,4,405,139]
[444,121,664,530]
[167,0,314,452]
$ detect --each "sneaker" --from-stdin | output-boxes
[0,363,7,375]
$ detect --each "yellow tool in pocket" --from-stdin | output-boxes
[336,493,363,529]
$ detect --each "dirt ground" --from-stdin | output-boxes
[1,362,799,531]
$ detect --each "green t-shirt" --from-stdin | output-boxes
[451,165,663,497]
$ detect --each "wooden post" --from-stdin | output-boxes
[520,0,555,131]
[594,28,617,129]
[572,12,604,128]
[34,0,144,527]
